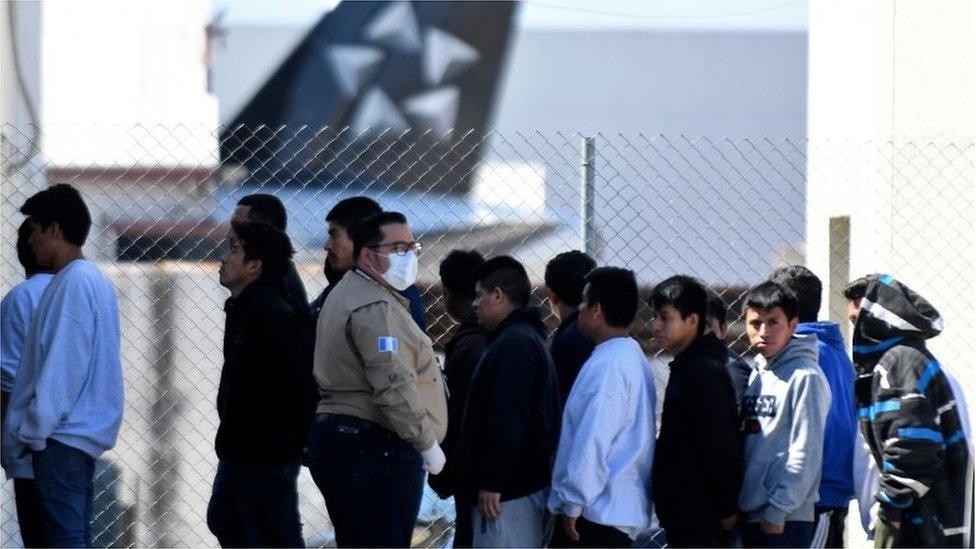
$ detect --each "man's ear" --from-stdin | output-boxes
[245,258,263,278]
[546,289,560,306]
[46,222,63,241]
[789,317,800,332]
[356,247,371,269]
[686,312,700,331]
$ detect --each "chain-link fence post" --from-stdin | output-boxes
[149,270,179,548]
[580,136,597,257]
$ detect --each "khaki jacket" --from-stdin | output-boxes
[313,269,447,450]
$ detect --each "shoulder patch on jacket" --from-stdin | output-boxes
[378,336,399,353]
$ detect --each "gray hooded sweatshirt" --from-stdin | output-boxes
[738,334,832,525]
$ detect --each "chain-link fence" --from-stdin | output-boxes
[1,125,974,548]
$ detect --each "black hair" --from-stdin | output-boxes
[16,219,42,275]
[238,193,288,231]
[440,249,485,298]
[231,220,294,279]
[19,183,91,247]
[706,289,728,326]
[544,250,596,307]
[349,211,408,259]
[583,266,638,328]
[326,196,382,230]
[843,274,882,301]
[649,275,709,336]
[769,265,822,323]
[743,280,799,320]
[473,255,532,308]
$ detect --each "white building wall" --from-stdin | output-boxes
[1,1,45,297]
[807,8,975,540]
[41,0,219,168]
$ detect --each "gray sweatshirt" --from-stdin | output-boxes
[738,334,831,525]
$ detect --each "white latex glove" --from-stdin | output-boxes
[421,443,446,475]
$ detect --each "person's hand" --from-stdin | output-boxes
[720,513,738,530]
[478,490,502,520]
[420,443,446,475]
[562,515,580,542]
[760,521,784,534]
[889,521,901,530]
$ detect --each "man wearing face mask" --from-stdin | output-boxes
[306,211,448,547]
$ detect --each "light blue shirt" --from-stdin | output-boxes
[1,273,54,393]
[548,337,657,539]
[2,260,124,479]
[1,272,53,479]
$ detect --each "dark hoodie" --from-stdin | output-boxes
[429,315,487,499]
[853,275,969,546]
[458,307,562,502]
[652,333,742,527]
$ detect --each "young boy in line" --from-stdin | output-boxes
[548,267,657,547]
[544,251,597,406]
[845,275,969,547]
[738,281,831,548]
[769,266,857,548]
[650,275,742,547]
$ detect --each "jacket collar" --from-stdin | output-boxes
[489,307,546,342]
[349,268,411,309]
[554,310,580,338]
[224,277,285,313]
[670,332,728,370]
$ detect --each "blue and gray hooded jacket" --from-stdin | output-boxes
[853,275,969,546]
[796,321,857,509]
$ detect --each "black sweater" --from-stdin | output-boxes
[458,308,561,501]
[429,316,488,499]
[550,311,595,406]
[652,333,742,524]
[216,279,316,466]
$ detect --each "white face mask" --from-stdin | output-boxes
[377,250,418,291]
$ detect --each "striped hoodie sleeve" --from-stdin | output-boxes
[866,346,943,523]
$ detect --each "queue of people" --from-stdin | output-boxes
[0,184,970,549]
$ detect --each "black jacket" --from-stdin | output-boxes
[428,316,488,499]
[726,351,753,410]
[284,261,312,330]
[458,308,561,501]
[550,311,596,406]
[216,279,317,466]
[853,276,968,546]
[652,333,741,524]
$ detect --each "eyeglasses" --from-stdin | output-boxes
[368,241,423,256]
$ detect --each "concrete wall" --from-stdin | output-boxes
[807,5,975,543]
[41,0,219,168]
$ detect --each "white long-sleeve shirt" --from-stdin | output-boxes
[548,336,657,539]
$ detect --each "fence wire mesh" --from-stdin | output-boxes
[1,125,974,548]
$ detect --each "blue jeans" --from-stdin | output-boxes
[206,460,304,547]
[306,414,425,548]
[31,439,95,548]
[741,520,815,548]
[471,489,553,548]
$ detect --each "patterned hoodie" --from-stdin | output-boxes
[852,274,969,546]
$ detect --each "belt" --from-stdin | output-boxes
[318,413,400,440]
